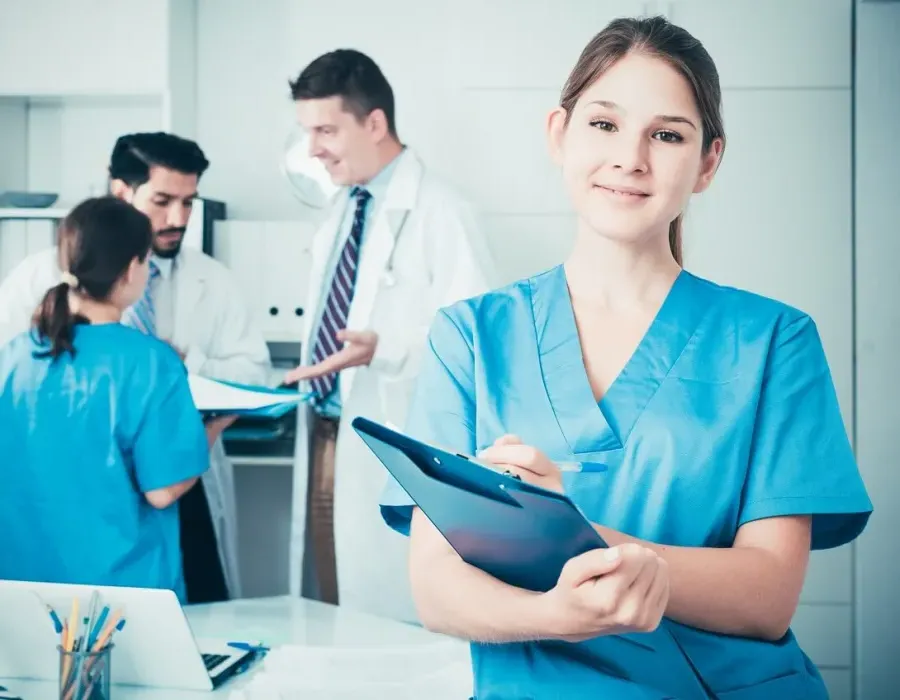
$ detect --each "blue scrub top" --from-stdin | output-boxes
[0,323,209,603]
[380,265,872,700]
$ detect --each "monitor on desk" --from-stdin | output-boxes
[0,580,259,692]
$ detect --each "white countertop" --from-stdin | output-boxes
[0,596,472,699]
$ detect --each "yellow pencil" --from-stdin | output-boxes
[60,598,79,690]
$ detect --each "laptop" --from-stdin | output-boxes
[0,579,260,691]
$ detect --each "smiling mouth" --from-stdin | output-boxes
[597,185,650,198]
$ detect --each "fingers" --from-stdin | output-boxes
[478,444,555,477]
[560,546,624,587]
[493,434,522,446]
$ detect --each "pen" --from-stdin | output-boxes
[33,593,64,634]
[227,641,270,653]
[557,461,607,473]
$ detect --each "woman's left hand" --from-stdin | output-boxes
[478,435,564,493]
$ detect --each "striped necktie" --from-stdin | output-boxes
[310,187,372,400]
[121,259,161,336]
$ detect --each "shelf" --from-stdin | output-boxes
[228,455,294,468]
[0,207,69,221]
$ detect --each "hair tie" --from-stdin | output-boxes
[60,271,79,288]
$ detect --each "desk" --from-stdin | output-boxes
[0,596,472,699]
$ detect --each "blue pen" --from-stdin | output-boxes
[88,606,109,650]
[557,461,607,473]
[227,641,270,654]
[32,593,63,634]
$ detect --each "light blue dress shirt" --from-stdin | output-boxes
[312,151,403,418]
[0,323,209,603]
[380,264,872,699]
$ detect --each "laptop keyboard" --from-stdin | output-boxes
[202,653,230,671]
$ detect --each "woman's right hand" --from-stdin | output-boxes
[541,543,670,643]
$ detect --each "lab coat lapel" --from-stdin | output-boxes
[342,149,423,400]
[172,255,206,345]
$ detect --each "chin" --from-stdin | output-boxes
[152,243,181,259]
[582,209,657,243]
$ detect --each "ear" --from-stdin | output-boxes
[109,178,135,203]
[366,108,390,142]
[546,107,568,166]
[693,137,725,194]
[123,256,144,288]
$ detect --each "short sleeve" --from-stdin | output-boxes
[739,315,873,549]
[379,308,477,536]
[132,358,209,493]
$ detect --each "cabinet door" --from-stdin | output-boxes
[0,0,169,95]
[262,222,316,343]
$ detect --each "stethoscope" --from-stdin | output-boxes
[379,209,411,289]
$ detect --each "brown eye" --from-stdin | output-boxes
[654,130,683,143]
[589,120,616,132]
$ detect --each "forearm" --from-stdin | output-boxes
[145,476,199,509]
[595,525,797,640]
[412,554,555,643]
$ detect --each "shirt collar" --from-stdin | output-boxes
[354,147,404,206]
[151,254,175,279]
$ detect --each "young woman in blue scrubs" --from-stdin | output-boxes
[0,196,210,603]
[380,16,873,700]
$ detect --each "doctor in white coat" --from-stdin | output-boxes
[283,49,497,622]
[0,132,270,603]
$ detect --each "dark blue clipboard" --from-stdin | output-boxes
[352,416,608,593]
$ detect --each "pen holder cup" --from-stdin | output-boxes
[58,643,113,700]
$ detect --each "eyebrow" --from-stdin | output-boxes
[588,100,698,131]
[151,191,198,200]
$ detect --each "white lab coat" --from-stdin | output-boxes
[0,246,271,599]
[289,148,497,622]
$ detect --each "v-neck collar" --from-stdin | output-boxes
[529,265,706,456]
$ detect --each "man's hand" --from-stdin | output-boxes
[204,415,238,448]
[282,330,378,385]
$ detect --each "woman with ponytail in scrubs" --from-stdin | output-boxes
[0,196,213,603]
[379,16,873,700]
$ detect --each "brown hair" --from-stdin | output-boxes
[33,196,152,359]
[560,16,726,265]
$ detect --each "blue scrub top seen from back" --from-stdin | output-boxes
[380,265,872,700]
[0,323,209,603]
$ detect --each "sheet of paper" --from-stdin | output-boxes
[188,374,306,412]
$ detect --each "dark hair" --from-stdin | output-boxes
[560,16,726,265]
[289,49,398,137]
[108,132,210,190]
[33,196,153,359]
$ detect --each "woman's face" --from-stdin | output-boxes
[548,51,723,248]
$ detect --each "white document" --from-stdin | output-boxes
[228,641,473,700]
[188,374,307,413]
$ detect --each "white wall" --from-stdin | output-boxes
[855,2,900,698]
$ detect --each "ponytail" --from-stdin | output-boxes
[32,281,87,359]
[668,215,684,267]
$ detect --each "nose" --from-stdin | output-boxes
[308,133,326,159]
[610,132,649,173]
[166,202,191,229]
